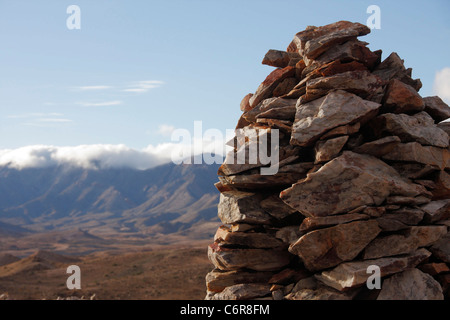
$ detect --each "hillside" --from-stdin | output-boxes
[0,246,212,300]
[0,161,221,245]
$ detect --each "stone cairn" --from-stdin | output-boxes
[205,21,450,300]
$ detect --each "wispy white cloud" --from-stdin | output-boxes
[7,112,64,119]
[79,100,122,107]
[76,85,112,91]
[36,118,73,123]
[123,80,165,93]
[433,67,450,104]
[157,124,176,136]
[6,113,72,127]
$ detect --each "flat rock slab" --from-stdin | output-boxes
[382,142,450,170]
[291,90,381,147]
[430,231,450,263]
[377,268,444,300]
[262,49,300,68]
[433,171,450,200]
[218,170,306,190]
[363,226,447,259]
[314,136,348,163]
[421,199,450,223]
[372,52,422,91]
[301,70,385,104]
[299,213,370,233]
[280,151,426,217]
[353,136,401,157]
[291,21,370,60]
[376,208,425,232]
[206,269,274,293]
[289,220,380,271]
[208,243,292,272]
[260,194,298,220]
[244,97,297,123]
[382,79,424,114]
[303,39,379,73]
[288,286,355,300]
[423,96,450,122]
[316,249,431,291]
[249,66,295,109]
[218,191,273,225]
[214,225,284,249]
[209,283,272,300]
[372,112,449,148]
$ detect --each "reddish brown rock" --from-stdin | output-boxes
[240,93,254,112]
[382,79,425,114]
[294,59,306,78]
[377,268,444,300]
[433,170,450,200]
[302,40,380,75]
[423,96,450,122]
[299,213,370,233]
[382,142,450,170]
[272,78,298,97]
[316,249,432,291]
[371,112,449,148]
[419,263,450,276]
[249,66,295,108]
[309,60,368,78]
[290,21,370,60]
[208,243,292,272]
[363,226,447,259]
[244,97,296,123]
[288,286,356,300]
[218,170,306,190]
[290,90,380,147]
[376,207,425,232]
[256,104,296,121]
[353,136,401,158]
[320,122,360,140]
[301,70,385,104]
[260,194,298,220]
[421,200,450,223]
[206,269,274,293]
[289,220,380,271]
[373,52,422,91]
[438,121,450,138]
[268,268,310,285]
[314,136,348,163]
[262,49,291,68]
[214,225,285,249]
[280,152,426,217]
[430,232,450,263]
[217,191,272,225]
[209,283,272,300]
[235,113,252,130]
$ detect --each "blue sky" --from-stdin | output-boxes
[0,0,449,167]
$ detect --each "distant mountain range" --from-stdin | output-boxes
[0,161,221,241]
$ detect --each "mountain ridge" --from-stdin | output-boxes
[0,160,221,244]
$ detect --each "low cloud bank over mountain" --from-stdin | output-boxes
[0,141,227,170]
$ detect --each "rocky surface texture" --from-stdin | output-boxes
[205,21,450,300]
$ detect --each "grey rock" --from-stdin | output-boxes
[377,268,444,300]
[291,90,380,147]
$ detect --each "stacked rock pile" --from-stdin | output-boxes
[206,21,450,300]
